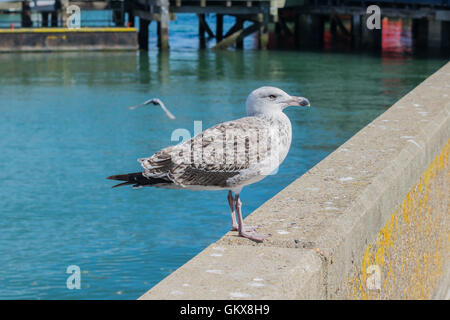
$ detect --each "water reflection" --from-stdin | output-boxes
[382,18,413,55]
[137,52,150,85]
[157,51,170,86]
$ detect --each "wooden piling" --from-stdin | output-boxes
[274,21,281,48]
[412,18,428,48]
[236,17,244,49]
[51,0,60,27]
[259,14,269,50]
[442,21,450,49]
[294,14,308,48]
[42,12,49,27]
[361,14,381,50]
[212,22,260,50]
[428,19,442,49]
[113,10,124,27]
[330,15,337,40]
[351,15,362,49]
[308,14,324,48]
[224,21,240,38]
[21,0,32,28]
[258,6,270,50]
[294,13,300,49]
[139,18,150,51]
[199,14,214,38]
[199,14,206,49]
[128,10,135,27]
[216,14,223,42]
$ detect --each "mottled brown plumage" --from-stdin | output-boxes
[138,116,284,189]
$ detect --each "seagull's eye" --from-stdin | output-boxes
[268,94,277,100]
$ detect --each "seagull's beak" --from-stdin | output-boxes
[287,96,310,107]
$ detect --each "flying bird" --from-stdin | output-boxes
[129,98,176,120]
[108,87,310,242]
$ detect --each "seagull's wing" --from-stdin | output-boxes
[129,98,176,120]
[139,117,275,188]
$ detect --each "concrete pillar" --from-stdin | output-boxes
[216,14,223,43]
[199,14,206,49]
[139,18,150,51]
[61,0,69,28]
[236,17,244,49]
[158,0,170,50]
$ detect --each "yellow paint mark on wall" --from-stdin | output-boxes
[46,35,67,41]
[0,27,137,33]
[344,139,450,299]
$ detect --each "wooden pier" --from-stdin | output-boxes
[128,0,450,51]
[0,0,449,52]
[130,0,272,50]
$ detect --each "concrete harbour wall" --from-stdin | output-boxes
[0,28,137,52]
[140,62,450,300]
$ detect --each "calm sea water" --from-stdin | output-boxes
[0,14,447,299]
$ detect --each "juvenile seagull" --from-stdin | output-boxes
[107,87,310,242]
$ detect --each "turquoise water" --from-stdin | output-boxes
[0,16,447,300]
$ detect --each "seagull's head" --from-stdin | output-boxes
[245,86,310,116]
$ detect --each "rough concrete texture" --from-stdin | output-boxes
[343,140,449,299]
[139,245,324,299]
[140,62,450,300]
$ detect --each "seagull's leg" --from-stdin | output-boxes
[235,194,269,242]
[228,190,238,231]
[229,191,258,232]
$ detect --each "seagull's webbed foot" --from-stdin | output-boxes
[238,231,269,243]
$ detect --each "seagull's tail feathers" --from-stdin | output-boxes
[106,172,170,188]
